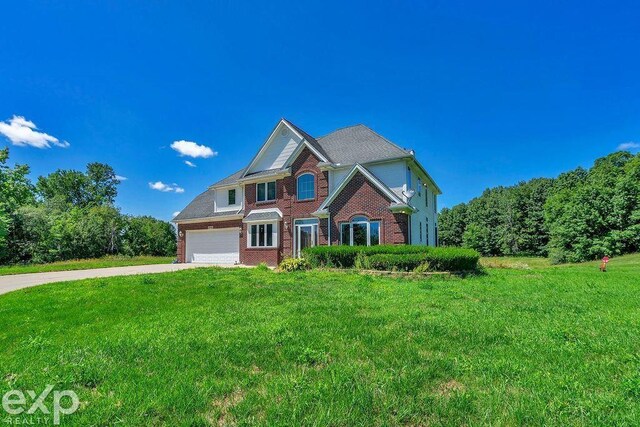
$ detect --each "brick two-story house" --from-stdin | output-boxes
[172,119,441,266]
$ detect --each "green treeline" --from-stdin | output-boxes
[0,148,176,264]
[438,151,640,263]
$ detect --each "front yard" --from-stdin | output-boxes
[1,255,639,425]
[0,256,175,276]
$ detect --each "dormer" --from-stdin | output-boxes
[213,184,243,213]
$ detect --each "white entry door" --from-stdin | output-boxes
[185,228,240,264]
[294,219,319,258]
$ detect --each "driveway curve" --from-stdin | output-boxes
[0,263,232,296]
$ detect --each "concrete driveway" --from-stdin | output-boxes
[0,263,232,296]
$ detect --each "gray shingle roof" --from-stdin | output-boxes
[282,118,331,161]
[175,121,420,221]
[172,188,243,221]
[243,210,282,222]
[212,169,245,187]
[213,122,410,189]
[316,124,410,165]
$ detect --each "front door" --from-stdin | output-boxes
[296,224,316,258]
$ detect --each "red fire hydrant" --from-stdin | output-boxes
[600,256,610,272]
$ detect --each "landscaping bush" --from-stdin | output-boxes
[279,257,311,272]
[366,254,427,271]
[423,247,480,271]
[302,245,480,271]
[303,245,427,268]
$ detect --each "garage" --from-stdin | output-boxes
[185,228,240,264]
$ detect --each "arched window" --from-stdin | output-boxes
[340,216,380,246]
[297,173,315,201]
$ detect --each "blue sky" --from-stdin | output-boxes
[1,1,639,220]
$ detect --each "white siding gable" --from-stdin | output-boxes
[367,162,406,199]
[247,123,302,174]
[329,160,406,200]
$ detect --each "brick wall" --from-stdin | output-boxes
[241,147,329,266]
[327,171,409,245]
[177,219,242,263]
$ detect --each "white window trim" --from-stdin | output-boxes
[293,218,319,257]
[340,218,381,246]
[296,173,315,201]
[256,181,277,202]
[247,221,279,248]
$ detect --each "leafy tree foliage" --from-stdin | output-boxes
[0,149,176,265]
[122,216,177,257]
[36,162,119,207]
[0,148,36,259]
[437,204,466,247]
[438,151,640,262]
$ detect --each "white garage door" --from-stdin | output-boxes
[185,228,240,264]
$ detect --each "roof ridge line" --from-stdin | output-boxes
[315,123,365,140]
[363,126,411,154]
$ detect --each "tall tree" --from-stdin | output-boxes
[36,162,119,207]
[438,204,467,247]
[86,162,119,206]
[0,148,36,260]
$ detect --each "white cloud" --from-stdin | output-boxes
[115,175,128,181]
[170,140,217,158]
[184,160,196,168]
[618,141,640,151]
[0,115,70,148]
[172,211,181,218]
[149,181,185,193]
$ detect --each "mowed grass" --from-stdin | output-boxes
[1,255,639,425]
[0,255,175,276]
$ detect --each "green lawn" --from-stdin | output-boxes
[0,255,639,425]
[0,255,175,276]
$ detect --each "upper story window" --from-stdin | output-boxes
[417,178,422,197]
[256,181,276,202]
[296,173,315,201]
[228,189,236,205]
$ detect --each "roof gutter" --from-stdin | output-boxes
[236,168,292,184]
[172,214,244,224]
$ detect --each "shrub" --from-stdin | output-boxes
[302,245,480,272]
[354,252,370,269]
[423,247,480,271]
[279,257,311,272]
[367,254,427,271]
[303,245,430,268]
[255,262,271,271]
[413,261,431,273]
